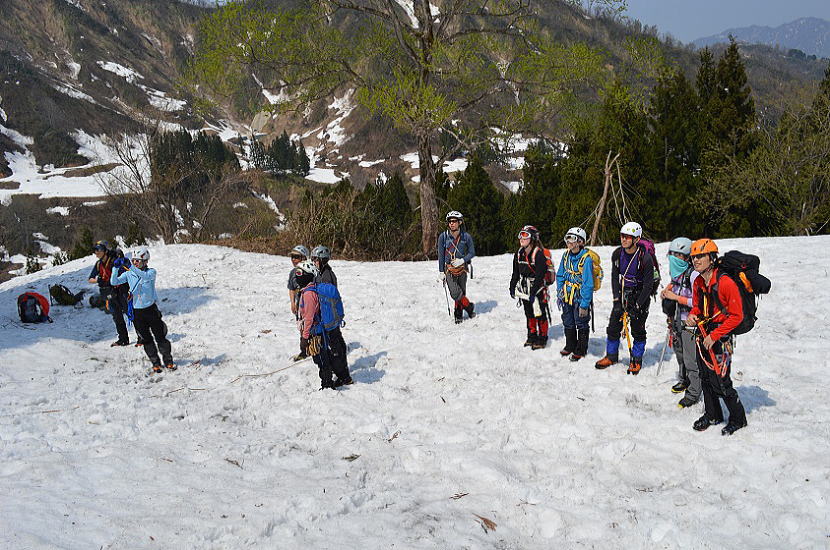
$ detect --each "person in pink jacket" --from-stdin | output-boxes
[295,260,352,390]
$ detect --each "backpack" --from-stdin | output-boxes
[638,239,661,296]
[582,248,603,290]
[304,282,345,335]
[529,247,555,286]
[17,292,51,323]
[49,284,83,306]
[713,251,771,335]
[560,248,603,291]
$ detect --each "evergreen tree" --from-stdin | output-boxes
[647,69,704,239]
[295,141,311,176]
[68,226,95,261]
[375,172,412,231]
[505,141,563,249]
[447,158,505,255]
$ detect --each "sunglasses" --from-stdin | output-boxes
[620,234,635,240]
[517,230,532,239]
[691,253,709,260]
[565,235,580,243]
[290,254,305,260]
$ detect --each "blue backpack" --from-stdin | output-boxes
[303,283,345,335]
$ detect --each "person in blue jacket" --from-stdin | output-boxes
[437,210,476,323]
[556,227,594,361]
[111,246,174,373]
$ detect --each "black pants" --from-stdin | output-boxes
[606,289,649,358]
[102,287,129,343]
[133,304,172,366]
[313,327,350,387]
[699,339,747,425]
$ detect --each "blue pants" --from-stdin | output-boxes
[561,302,590,330]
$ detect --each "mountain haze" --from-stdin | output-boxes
[693,17,830,58]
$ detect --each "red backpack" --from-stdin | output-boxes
[18,292,51,323]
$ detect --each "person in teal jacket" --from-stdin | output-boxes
[111,246,174,373]
[556,227,594,361]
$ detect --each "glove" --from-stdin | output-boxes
[528,294,535,306]
[451,258,465,268]
[578,307,589,318]
[300,337,309,355]
[114,258,127,268]
[510,288,515,299]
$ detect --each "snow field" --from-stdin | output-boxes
[1,236,829,548]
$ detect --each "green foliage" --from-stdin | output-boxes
[51,251,68,266]
[25,254,42,274]
[249,131,310,176]
[285,177,418,260]
[446,158,505,255]
[124,222,146,247]
[68,226,95,261]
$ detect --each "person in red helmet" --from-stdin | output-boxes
[685,238,748,436]
[509,225,551,349]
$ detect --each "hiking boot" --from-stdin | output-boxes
[151,365,163,374]
[569,352,585,362]
[561,328,576,357]
[671,380,689,394]
[721,420,747,436]
[627,359,642,375]
[111,340,129,347]
[334,377,354,388]
[165,362,177,371]
[531,337,547,350]
[464,302,475,319]
[693,415,722,432]
[677,395,698,408]
[595,355,618,370]
[292,352,308,362]
[524,335,536,347]
[454,306,464,324]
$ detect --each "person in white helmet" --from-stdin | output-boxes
[295,260,353,389]
[437,211,476,323]
[595,221,654,375]
[556,227,594,361]
[111,247,174,373]
[661,237,701,408]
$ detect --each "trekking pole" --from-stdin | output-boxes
[442,277,452,318]
[656,327,670,377]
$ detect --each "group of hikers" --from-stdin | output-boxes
[438,211,770,436]
[28,210,768,436]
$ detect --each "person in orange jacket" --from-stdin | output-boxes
[685,238,748,436]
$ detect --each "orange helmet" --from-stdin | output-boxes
[691,238,718,255]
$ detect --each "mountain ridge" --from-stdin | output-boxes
[693,17,830,58]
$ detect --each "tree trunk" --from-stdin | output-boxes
[418,134,439,258]
[589,151,618,246]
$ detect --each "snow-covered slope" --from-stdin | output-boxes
[1,236,829,548]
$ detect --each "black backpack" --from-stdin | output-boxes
[49,284,84,306]
[713,251,771,335]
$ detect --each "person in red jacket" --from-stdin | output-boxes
[685,238,748,436]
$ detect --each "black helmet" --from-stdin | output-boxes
[92,240,109,252]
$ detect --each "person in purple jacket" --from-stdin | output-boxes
[660,237,700,408]
[595,222,654,374]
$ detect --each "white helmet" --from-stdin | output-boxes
[446,210,463,222]
[296,259,319,276]
[620,221,643,238]
[132,246,150,261]
[290,245,310,258]
[668,237,693,256]
[565,227,587,243]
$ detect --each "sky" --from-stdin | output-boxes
[620,0,830,43]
